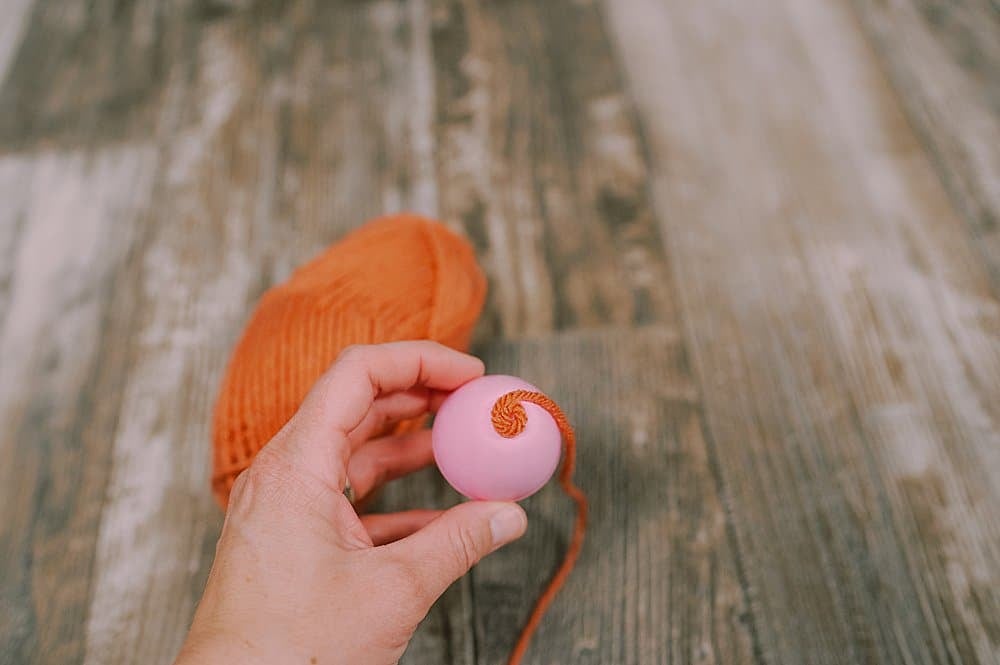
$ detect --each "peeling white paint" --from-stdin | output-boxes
[84,233,254,664]
[407,0,439,218]
[83,27,258,664]
[0,147,156,456]
[0,0,36,83]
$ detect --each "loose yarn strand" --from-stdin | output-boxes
[490,390,589,665]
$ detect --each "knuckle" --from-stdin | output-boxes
[244,449,286,484]
[447,524,485,572]
[230,451,299,511]
[337,344,370,365]
[234,461,272,498]
[230,467,251,494]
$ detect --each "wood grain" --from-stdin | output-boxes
[0,0,469,662]
[0,0,35,87]
[0,146,159,664]
[74,1,473,662]
[0,0,187,150]
[0,158,30,325]
[475,327,754,665]
[431,0,676,339]
[850,0,1000,292]
[1,0,998,663]
[606,0,1000,663]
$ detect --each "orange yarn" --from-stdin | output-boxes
[491,390,588,665]
[211,214,486,507]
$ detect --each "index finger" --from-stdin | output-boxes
[313,341,484,432]
[272,341,484,484]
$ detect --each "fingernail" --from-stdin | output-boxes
[489,505,527,548]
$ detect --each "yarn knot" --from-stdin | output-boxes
[491,389,574,445]
[491,390,532,437]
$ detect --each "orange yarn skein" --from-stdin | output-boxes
[211,214,486,507]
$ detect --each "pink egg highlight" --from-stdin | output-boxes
[432,375,562,501]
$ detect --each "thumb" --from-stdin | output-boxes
[386,502,527,606]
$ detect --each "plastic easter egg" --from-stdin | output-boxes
[432,375,562,501]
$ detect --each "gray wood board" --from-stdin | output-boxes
[851,0,1000,294]
[430,0,676,339]
[474,326,754,665]
[606,0,1000,662]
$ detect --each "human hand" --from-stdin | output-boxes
[175,341,528,665]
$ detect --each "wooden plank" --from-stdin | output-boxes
[0,0,35,87]
[0,0,188,150]
[605,0,1000,663]
[431,0,676,339]
[849,0,1000,292]
[0,4,202,664]
[474,326,755,665]
[0,157,30,324]
[359,3,479,661]
[364,0,440,218]
[0,146,159,664]
[0,4,209,664]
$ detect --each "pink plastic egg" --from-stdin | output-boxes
[432,375,562,501]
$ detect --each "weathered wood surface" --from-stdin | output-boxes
[0,1,471,663]
[476,328,754,665]
[851,0,1000,293]
[0,0,998,664]
[431,0,675,339]
[606,0,1000,663]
